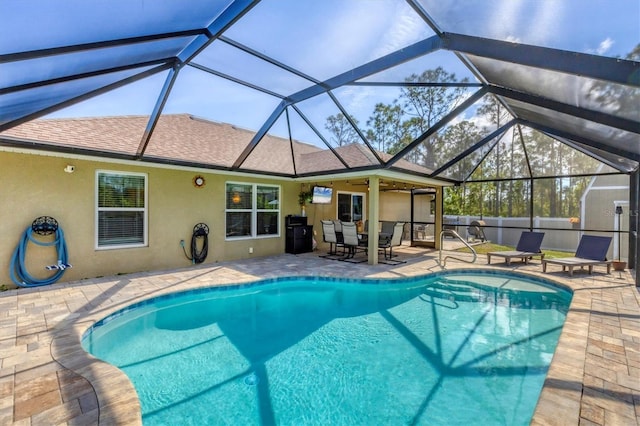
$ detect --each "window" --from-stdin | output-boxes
[337,191,365,222]
[226,182,280,239]
[96,171,147,249]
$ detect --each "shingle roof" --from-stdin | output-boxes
[1,114,432,176]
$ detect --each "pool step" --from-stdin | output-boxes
[422,279,479,303]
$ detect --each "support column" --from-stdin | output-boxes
[367,177,380,265]
[435,186,443,250]
[629,170,638,286]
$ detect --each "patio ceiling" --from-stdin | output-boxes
[1,0,638,183]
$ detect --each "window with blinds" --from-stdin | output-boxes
[226,182,280,239]
[96,171,147,248]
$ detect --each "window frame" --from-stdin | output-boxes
[225,181,281,240]
[336,190,366,223]
[95,170,148,250]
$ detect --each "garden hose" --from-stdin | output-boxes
[182,223,209,264]
[10,217,71,287]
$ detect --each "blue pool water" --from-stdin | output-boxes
[82,270,571,425]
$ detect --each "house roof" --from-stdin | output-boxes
[1,1,638,182]
[1,113,433,179]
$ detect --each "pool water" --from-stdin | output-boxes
[82,271,571,425]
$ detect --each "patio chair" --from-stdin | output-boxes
[319,220,344,259]
[487,232,545,265]
[379,222,406,265]
[333,220,344,245]
[542,235,612,276]
[380,220,395,237]
[339,222,367,263]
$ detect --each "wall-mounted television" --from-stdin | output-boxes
[311,186,333,204]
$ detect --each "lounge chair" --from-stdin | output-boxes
[487,231,545,265]
[542,235,612,276]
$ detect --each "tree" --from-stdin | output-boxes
[365,101,407,153]
[476,95,515,216]
[324,113,360,146]
[398,67,470,169]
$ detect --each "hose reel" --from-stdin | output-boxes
[32,216,59,235]
[10,216,71,287]
[182,223,209,264]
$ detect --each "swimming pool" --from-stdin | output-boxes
[82,270,571,425]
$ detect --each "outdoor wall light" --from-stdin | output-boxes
[192,175,205,188]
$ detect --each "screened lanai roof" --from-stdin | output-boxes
[1,0,638,183]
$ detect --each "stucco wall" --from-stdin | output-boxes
[0,150,300,287]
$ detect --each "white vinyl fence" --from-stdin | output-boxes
[444,216,595,253]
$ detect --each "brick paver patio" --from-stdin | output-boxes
[0,246,638,425]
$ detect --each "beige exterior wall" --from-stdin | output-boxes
[0,150,300,287]
[379,191,413,222]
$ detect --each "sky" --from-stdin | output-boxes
[3,0,638,148]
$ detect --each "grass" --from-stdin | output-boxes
[460,242,574,259]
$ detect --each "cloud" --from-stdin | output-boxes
[523,1,564,45]
[371,4,431,59]
[584,37,615,56]
[596,38,614,55]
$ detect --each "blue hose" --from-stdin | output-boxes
[10,226,70,287]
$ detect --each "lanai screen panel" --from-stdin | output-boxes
[190,40,315,97]
[416,0,638,58]
[0,66,160,127]
[507,99,640,159]
[466,55,640,123]
[1,0,227,53]
[159,66,284,140]
[435,135,500,182]
[224,0,435,82]
[356,50,479,84]
[520,131,614,178]
[549,135,639,173]
[0,37,195,92]
[0,0,232,126]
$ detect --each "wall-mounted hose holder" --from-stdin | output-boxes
[31,216,59,236]
[10,216,71,287]
[182,223,209,264]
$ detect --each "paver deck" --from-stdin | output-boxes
[1,246,638,425]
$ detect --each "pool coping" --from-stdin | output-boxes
[3,249,638,425]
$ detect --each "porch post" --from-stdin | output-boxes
[368,176,380,265]
[435,186,443,250]
[629,170,638,286]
